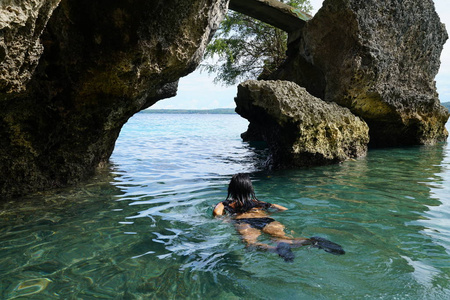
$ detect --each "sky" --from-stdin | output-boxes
[151,0,450,109]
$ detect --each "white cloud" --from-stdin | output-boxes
[309,0,324,15]
[151,69,237,109]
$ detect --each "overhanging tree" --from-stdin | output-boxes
[202,0,312,86]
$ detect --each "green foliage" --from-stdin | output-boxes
[202,0,312,86]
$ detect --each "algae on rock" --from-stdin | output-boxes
[236,80,369,168]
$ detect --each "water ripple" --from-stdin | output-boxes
[1,114,449,299]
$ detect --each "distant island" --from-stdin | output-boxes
[143,108,236,114]
[144,103,450,114]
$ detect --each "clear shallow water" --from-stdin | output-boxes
[1,112,449,299]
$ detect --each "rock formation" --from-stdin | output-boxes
[0,0,62,93]
[236,80,369,168]
[270,0,449,146]
[0,0,229,198]
[1,0,449,198]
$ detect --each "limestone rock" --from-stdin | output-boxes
[0,0,62,93]
[272,0,449,146]
[0,0,229,198]
[236,80,369,168]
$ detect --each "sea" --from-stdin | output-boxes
[1,111,449,299]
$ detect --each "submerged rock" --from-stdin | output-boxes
[271,0,449,146]
[236,80,369,168]
[0,0,229,198]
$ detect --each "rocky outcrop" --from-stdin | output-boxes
[1,0,448,198]
[236,80,369,168]
[0,0,62,93]
[270,0,449,146]
[0,0,229,198]
[228,0,311,32]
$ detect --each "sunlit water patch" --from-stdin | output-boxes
[1,113,449,299]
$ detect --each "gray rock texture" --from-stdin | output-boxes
[236,80,369,168]
[271,0,449,146]
[0,0,228,198]
[1,0,448,198]
[0,0,62,93]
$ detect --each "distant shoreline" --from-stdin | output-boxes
[143,102,450,114]
[143,108,236,114]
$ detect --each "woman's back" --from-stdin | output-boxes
[222,198,272,219]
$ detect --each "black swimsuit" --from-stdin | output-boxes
[222,200,275,230]
[235,217,275,230]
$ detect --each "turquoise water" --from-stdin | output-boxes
[1,112,450,299]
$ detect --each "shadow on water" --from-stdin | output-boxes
[1,113,449,299]
[0,169,254,299]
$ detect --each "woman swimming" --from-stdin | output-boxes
[213,173,345,261]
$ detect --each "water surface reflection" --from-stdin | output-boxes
[1,114,449,299]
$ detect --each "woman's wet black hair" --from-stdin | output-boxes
[226,173,259,213]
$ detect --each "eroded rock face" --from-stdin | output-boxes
[0,0,62,93]
[0,0,228,198]
[236,80,369,168]
[272,0,449,146]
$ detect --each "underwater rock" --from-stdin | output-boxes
[236,80,369,168]
[270,0,449,146]
[0,0,229,198]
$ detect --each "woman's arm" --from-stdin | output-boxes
[213,202,225,216]
[270,203,288,211]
